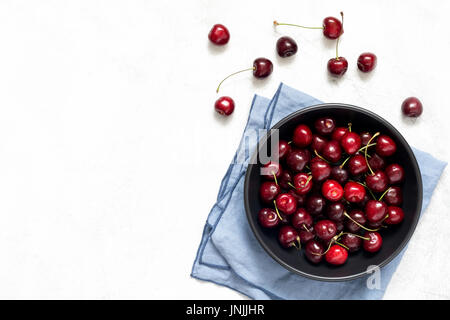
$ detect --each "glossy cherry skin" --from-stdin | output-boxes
[289,190,306,207]
[335,220,344,233]
[312,134,328,153]
[348,154,368,176]
[306,194,326,216]
[259,181,280,203]
[278,171,293,190]
[300,229,315,244]
[305,240,324,263]
[253,58,273,78]
[278,140,291,160]
[376,135,397,157]
[341,234,362,252]
[344,181,366,203]
[314,220,337,241]
[330,166,349,184]
[402,97,423,117]
[326,201,345,221]
[365,170,388,193]
[385,206,404,225]
[385,163,404,184]
[292,208,313,230]
[293,173,313,195]
[325,245,348,265]
[261,161,282,180]
[208,24,230,45]
[286,149,310,172]
[322,179,344,201]
[345,209,367,233]
[322,140,342,163]
[314,117,336,135]
[258,208,280,228]
[384,186,403,206]
[327,57,348,77]
[214,96,235,116]
[331,127,348,142]
[322,16,343,39]
[368,153,386,171]
[363,232,382,253]
[341,132,361,155]
[365,200,387,223]
[275,193,297,215]
[276,36,298,57]
[310,157,331,182]
[293,124,313,148]
[278,226,300,248]
[360,132,373,146]
[357,52,377,72]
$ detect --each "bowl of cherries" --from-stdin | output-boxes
[244,104,422,281]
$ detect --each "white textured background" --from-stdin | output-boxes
[0,0,448,299]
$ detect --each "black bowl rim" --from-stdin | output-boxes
[244,103,423,282]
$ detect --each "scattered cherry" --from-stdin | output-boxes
[357,52,377,72]
[276,36,298,57]
[214,96,235,116]
[401,97,423,117]
[208,24,230,45]
[325,244,348,265]
[363,232,382,253]
[328,57,348,77]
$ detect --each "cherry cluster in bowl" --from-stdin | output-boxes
[258,117,405,265]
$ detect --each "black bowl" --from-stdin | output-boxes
[244,103,422,281]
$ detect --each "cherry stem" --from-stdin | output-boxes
[341,232,370,241]
[335,12,344,59]
[273,20,323,30]
[358,143,377,153]
[312,232,344,256]
[378,187,391,201]
[272,173,278,185]
[273,200,283,221]
[314,149,329,163]
[353,180,377,200]
[287,140,292,144]
[365,132,380,175]
[344,211,380,232]
[303,224,310,232]
[290,237,301,250]
[348,122,352,132]
[216,67,255,93]
[335,241,349,250]
[340,156,350,168]
[287,182,297,190]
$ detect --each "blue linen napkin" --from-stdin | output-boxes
[191,83,447,300]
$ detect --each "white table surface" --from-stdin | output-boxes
[0,0,448,299]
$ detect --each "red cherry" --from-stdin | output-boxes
[322,140,342,163]
[345,209,367,233]
[299,228,315,244]
[276,36,298,57]
[385,163,405,184]
[384,186,403,206]
[292,208,313,230]
[293,124,313,148]
[278,171,293,190]
[278,140,291,160]
[368,153,386,171]
[326,201,345,221]
[306,194,326,216]
[344,181,366,203]
[253,58,273,78]
[327,57,348,76]
[314,117,336,135]
[385,206,404,225]
[348,154,368,176]
[261,161,282,180]
[365,170,388,193]
[288,190,306,207]
[208,24,230,45]
[341,234,362,252]
[314,219,337,241]
[286,149,310,172]
[214,96,235,116]
[258,208,280,228]
[363,232,382,253]
[310,157,331,182]
[321,179,344,201]
[278,226,300,248]
[341,132,361,155]
[360,132,373,146]
[376,135,397,157]
[259,181,280,203]
[402,97,423,117]
[325,244,348,265]
[305,240,324,264]
[330,166,349,184]
[293,173,313,195]
[275,193,297,215]
[322,16,343,39]
[312,134,328,153]
[331,127,348,142]
[365,200,387,223]
[357,52,377,72]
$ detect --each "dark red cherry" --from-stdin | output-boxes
[322,140,342,163]
[314,219,337,241]
[327,57,348,76]
[348,154,368,176]
[276,36,298,57]
[286,149,310,172]
[314,117,336,135]
[325,244,348,265]
[214,96,235,116]
[365,200,387,223]
[402,97,423,117]
[376,135,397,157]
[358,193,371,208]
[331,127,348,142]
[385,164,404,184]
[258,208,280,228]
[345,209,367,233]
[208,24,230,45]
[360,132,373,146]
[335,220,344,233]
[326,201,345,221]
[293,173,313,195]
[385,206,404,225]
[278,140,291,160]
[310,157,331,182]
[259,181,280,203]
[278,226,300,248]
[363,232,382,253]
[253,58,273,78]
[306,194,326,216]
[368,153,386,171]
[288,190,306,207]
[344,181,366,203]
[321,179,344,201]
[300,229,315,244]
[312,134,328,153]
[341,234,362,252]
[292,208,313,230]
[341,132,361,155]
[357,52,377,72]
[305,240,324,264]
[384,186,403,206]
[275,193,297,215]
[261,161,282,180]
[293,124,313,148]
[278,170,293,189]
[365,170,388,193]
[322,16,343,39]
[330,166,349,184]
